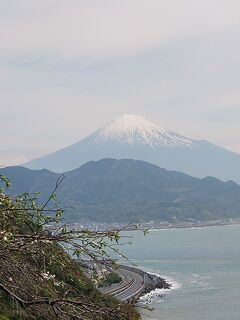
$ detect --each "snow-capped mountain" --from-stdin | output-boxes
[24,114,240,183]
[94,114,193,147]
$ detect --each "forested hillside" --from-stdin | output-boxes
[2,158,240,223]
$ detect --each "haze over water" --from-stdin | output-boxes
[121,225,240,320]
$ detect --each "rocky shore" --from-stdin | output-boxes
[118,265,171,302]
[141,272,171,296]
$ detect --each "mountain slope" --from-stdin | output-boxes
[2,159,240,223]
[24,114,240,183]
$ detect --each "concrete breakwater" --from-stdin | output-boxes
[115,265,170,302]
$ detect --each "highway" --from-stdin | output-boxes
[100,266,145,302]
[81,260,147,302]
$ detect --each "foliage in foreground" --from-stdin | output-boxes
[0,175,140,320]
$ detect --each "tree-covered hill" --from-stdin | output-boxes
[1,158,240,223]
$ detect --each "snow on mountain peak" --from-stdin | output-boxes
[94,114,193,148]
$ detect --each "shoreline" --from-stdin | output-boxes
[138,272,171,300]
[58,218,240,233]
[138,270,180,305]
[82,261,172,303]
[111,264,172,303]
[125,218,240,232]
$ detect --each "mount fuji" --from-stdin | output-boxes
[24,114,240,182]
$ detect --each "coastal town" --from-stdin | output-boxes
[45,218,240,233]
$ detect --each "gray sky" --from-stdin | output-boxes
[1,0,240,165]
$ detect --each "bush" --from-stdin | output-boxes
[0,316,10,320]
[99,272,121,287]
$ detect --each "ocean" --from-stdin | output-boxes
[120,225,240,320]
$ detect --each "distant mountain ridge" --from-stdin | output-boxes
[24,114,240,183]
[2,159,240,223]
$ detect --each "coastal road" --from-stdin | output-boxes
[82,260,146,302]
[81,260,166,303]
[100,267,145,302]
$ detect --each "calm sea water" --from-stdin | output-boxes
[120,225,240,320]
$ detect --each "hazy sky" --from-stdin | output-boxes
[1,0,240,165]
